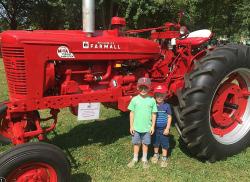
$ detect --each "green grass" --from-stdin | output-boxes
[1,59,250,182]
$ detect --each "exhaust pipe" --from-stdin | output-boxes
[82,0,95,36]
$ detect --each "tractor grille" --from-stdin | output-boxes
[2,47,24,58]
[2,47,27,95]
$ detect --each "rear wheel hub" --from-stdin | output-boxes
[210,70,250,142]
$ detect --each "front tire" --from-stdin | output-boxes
[176,44,250,161]
[0,142,71,181]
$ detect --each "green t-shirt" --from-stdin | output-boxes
[128,95,157,132]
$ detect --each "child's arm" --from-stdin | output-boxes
[128,98,135,135]
[151,99,157,135]
[150,113,156,135]
[164,115,172,135]
[130,111,135,135]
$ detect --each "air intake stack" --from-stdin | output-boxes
[82,0,95,37]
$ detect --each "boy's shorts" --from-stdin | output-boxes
[152,129,169,149]
[132,131,151,145]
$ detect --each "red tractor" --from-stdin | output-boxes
[0,0,250,180]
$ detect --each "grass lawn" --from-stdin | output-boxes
[0,59,250,182]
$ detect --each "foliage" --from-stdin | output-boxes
[0,0,33,29]
[234,0,250,40]
[0,0,249,40]
[29,0,65,29]
[117,0,174,29]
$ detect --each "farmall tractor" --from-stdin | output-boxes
[0,0,250,180]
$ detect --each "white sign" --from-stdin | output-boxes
[77,103,101,121]
[57,46,75,58]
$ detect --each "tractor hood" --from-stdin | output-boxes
[1,30,161,61]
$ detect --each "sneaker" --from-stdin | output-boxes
[160,159,168,168]
[127,159,137,168]
[142,160,150,169]
[151,155,159,164]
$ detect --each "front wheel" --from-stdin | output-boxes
[0,142,71,181]
[176,44,250,161]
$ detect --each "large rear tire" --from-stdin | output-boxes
[176,44,250,161]
[0,142,71,181]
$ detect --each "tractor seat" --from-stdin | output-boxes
[177,29,212,46]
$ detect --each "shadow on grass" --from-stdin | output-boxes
[52,112,130,149]
[71,173,92,182]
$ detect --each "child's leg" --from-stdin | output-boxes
[142,132,151,161]
[158,132,169,167]
[152,130,160,157]
[142,144,148,162]
[162,148,168,158]
[133,144,140,161]
[128,132,141,167]
[153,147,160,160]
[128,144,140,168]
[154,147,159,154]
[131,131,141,161]
[160,148,168,168]
[160,133,169,160]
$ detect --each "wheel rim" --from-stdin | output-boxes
[210,69,250,145]
[6,162,57,182]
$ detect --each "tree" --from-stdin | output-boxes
[118,0,178,29]
[0,0,248,42]
[0,0,33,29]
[61,0,120,30]
[96,0,120,29]
[28,0,65,29]
[185,0,244,38]
[234,0,250,39]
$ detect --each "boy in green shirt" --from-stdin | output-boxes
[127,77,157,169]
